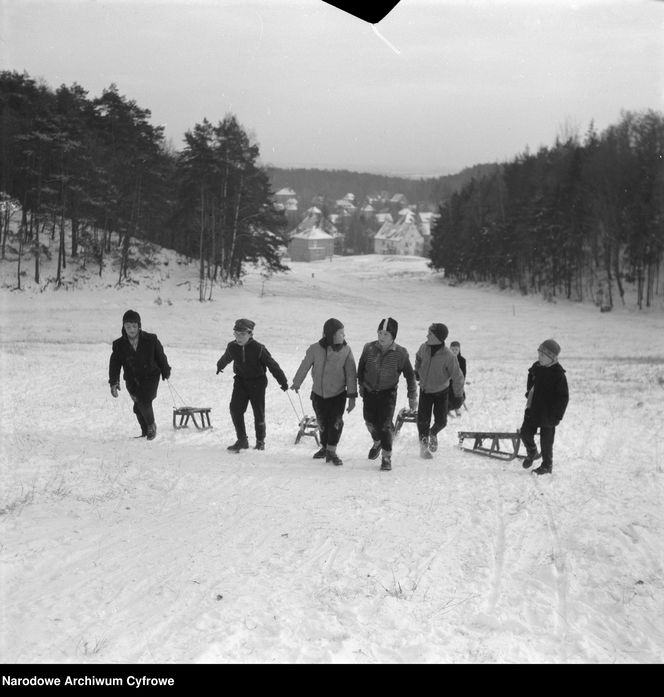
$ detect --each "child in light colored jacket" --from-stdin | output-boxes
[291,318,357,466]
[414,323,464,458]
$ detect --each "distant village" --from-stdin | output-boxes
[274,188,439,262]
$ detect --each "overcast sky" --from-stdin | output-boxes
[2,0,662,176]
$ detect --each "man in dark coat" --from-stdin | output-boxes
[216,318,289,452]
[520,339,569,475]
[109,309,171,440]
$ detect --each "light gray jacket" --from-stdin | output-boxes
[292,341,358,399]
[415,343,465,395]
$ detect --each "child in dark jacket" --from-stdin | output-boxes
[109,309,171,441]
[448,340,467,416]
[357,317,417,471]
[520,339,569,475]
[216,318,289,452]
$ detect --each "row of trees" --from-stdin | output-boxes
[0,71,289,295]
[429,111,664,309]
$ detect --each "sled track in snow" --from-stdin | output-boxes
[532,478,570,661]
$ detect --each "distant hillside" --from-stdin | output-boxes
[266,164,498,209]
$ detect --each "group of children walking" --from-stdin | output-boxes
[108,310,568,475]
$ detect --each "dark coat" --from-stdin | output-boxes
[524,361,569,426]
[456,353,467,378]
[109,330,171,400]
[217,338,288,388]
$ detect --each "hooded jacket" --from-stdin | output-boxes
[524,361,569,426]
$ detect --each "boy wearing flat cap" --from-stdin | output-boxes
[414,323,465,459]
[216,318,289,452]
[357,317,417,471]
[520,339,569,475]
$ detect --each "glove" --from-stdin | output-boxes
[162,371,171,381]
[281,384,288,392]
[409,397,418,411]
[290,385,299,393]
[346,397,356,413]
[217,368,223,375]
[110,383,120,398]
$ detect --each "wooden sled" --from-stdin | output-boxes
[173,406,212,430]
[394,407,417,436]
[294,415,320,445]
[457,430,527,461]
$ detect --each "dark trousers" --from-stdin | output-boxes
[230,376,267,441]
[520,411,555,467]
[129,375,159,432]
[311,391,346,448]
[363,388,397,452]
[448,389,465,412]
[417,389,449,439]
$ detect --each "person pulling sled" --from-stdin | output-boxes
[108,309,171,441]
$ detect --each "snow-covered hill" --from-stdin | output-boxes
[1,248,663,664]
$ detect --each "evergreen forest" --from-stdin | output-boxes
[1,70,662,309]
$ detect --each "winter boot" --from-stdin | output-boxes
[312,447,327,459]
[420,437,433,460]
[326,449,343,466]
[368,441,382,460]
[227,437,249,453]
[428,432,438,452]
[254,440,265,450]
[522,450,541,469]
[380,452,392,471]
[533,464,552,476]
[146,423,157,441]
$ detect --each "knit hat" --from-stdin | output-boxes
[122,309,141,328]
[377,317,398,340]
[429,323,448,343]
[323,318,344,345]
[450,341,460,348]
[234,318,255,333]
[538,339,561,360]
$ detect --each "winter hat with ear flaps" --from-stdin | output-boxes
[323,318,344,344]
[429,323,448,343]
[122,309,141,328]
[377,317,398,339]
[538,339,561,359]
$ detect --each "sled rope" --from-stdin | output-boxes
[285,390,304,422]
[166,379,187,408]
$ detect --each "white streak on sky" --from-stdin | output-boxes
[372,24,401,55]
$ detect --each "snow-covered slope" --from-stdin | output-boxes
[1,252,663,663]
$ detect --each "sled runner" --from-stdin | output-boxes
[457,430,526,461]
[394,407,417,436]
[294,415,320,445]
[172,406,212,430]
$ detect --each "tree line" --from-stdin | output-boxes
[429,111,664,310]
[267,163,498,212]
[0,70,288,296]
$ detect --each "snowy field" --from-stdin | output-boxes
[1,252,663,664]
